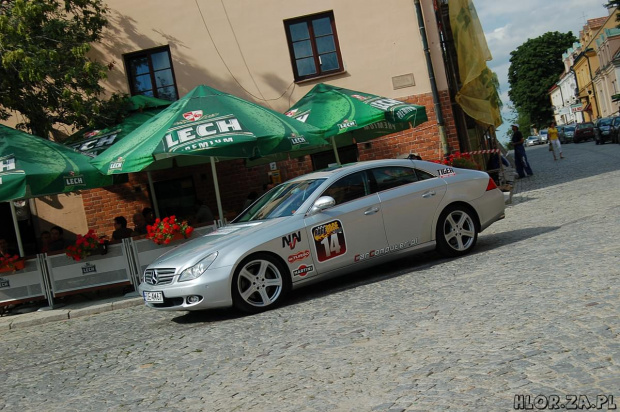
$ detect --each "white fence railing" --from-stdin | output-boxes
[0,223,217,309]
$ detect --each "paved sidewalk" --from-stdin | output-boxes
[0,289,143,331]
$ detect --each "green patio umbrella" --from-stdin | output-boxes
[91,85,327,174]
[65,95,172,157]
[284,83,428,164]
[0,125,116,256]
[91,85,328,223]
[0,125,114,202]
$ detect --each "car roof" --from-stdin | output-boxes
[287,159,441,182]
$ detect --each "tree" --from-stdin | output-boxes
[507,31,576,130]
[0,0,128,138]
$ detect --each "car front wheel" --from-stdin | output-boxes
[436,205,479,257]
[231,253,290,314]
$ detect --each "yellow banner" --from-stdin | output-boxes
[449,0,502,127]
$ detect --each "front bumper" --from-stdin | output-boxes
[138,265,234,311]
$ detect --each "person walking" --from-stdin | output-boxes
[511,124,534,179]
[547,122,564,160]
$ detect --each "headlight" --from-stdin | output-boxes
[178,252,218,282]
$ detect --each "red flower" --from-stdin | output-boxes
[146,215,194,245]
[65,229,101,261]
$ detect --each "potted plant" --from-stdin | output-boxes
[65,229,105,262]
[147,215,194,245]
[0,254,24,273]
[434,152,481,170]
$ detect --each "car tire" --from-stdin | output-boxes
[435,205,479,257]
[231,253,291,314]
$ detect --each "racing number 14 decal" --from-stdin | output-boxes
[312,220,346,262]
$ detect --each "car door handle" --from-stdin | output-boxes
[364,207,379,215]
[422,191,436,198]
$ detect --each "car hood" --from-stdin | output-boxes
[149,219,286,269]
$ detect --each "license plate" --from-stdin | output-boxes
[143,291,164,303]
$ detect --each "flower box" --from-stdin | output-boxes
[147,216,194,245]
[66,229,105,261]
[0,258,25,273]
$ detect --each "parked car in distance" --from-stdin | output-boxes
[559,125,575,143]
[611,116,620,143]
[138,159,505,314]
[525,136,541,146]
[573,122,595,143]
[539,129,548,143]
[594,117,615,145]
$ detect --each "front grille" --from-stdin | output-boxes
[144,268,177,286]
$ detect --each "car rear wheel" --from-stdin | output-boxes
[231,253,290,314]
[436,205,479,257]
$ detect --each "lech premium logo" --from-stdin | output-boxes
[338,119,357,130]
[0,277,10,288]
[288,133,307,145]
[71,130,119,155]
[0,155,16,173]
[0,155,23,186]
[81,263,97,274]
[163,114,249,153]
[109,156,124,172]
[64,170,86,187]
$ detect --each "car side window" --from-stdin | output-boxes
[323,171,370,205]
[370,166,419,191]
[415,169,435,180]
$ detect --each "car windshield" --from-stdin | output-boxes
[565,126,575,132]
[598,119,612,126]
[233,178,326,222]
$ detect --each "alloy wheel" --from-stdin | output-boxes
[442,210,476,252]
[236,259,284,308]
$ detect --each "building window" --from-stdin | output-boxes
[124,46,178,101]
[284,11,344,82]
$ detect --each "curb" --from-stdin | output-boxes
[0,297,144,332]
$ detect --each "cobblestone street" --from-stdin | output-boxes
[1,141,619,411]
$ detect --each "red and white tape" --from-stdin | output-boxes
[460,149,500,155]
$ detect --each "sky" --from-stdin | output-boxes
[473,0,613,142]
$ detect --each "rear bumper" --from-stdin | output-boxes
[470,189,505,232]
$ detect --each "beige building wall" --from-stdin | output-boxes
[576,8,619,119]
[32,194,89,239]
[93,0,447,110]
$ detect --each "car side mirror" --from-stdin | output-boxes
[307,196,336,216]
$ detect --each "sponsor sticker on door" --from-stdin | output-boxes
[292,264,314,277]
[311,220,346,262]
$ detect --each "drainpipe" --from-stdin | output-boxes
[413,0,449,156]
[585,54,600,119]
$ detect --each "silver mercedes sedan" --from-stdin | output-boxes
[138,159,505,314]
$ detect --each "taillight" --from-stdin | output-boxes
[486,177,498,191]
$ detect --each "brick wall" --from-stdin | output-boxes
[81,90,459,237]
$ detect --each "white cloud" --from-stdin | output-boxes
[473,0,613,141]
